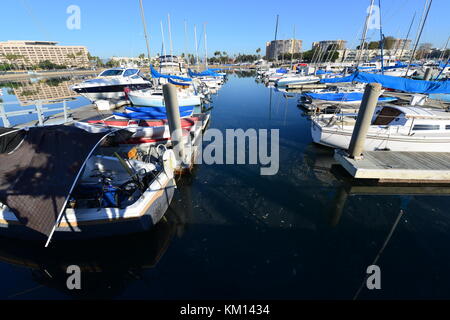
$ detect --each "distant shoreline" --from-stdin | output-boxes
[0,65,257,82]
[0,69,101,81]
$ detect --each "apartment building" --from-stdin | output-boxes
[0,41,90,68]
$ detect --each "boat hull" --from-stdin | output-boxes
[311,120,450,152]
[128,92,201,107]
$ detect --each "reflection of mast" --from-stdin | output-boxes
[353,206,407,300]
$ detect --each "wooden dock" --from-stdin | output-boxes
[335,149,450,184]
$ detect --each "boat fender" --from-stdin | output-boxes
[162,149,176,180]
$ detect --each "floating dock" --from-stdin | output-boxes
[335,149,450,184]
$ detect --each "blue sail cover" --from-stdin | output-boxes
[150,65,192,81]
[276,68,288,74]
[320,72,450,94]
[168,78,191,86]
[304,92,396,102]
[188,68,222,77]
[315,70,333,75]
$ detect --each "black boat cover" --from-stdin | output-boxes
[0,126,108,238]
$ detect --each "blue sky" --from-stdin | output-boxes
[1,0,449,58]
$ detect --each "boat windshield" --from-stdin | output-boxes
[372,107,403,126]
[99,69,124,77]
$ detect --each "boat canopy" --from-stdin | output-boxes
[168,78,191,86]
[304,92,395,102]
[320,72,450,94]
[150,65,192,81]
[188,68,221,77]
[0,126,128,239]
[276,68,288,74]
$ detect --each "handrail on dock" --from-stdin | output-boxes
[0,99,72,128]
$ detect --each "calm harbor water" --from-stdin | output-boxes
[1,73,450,299]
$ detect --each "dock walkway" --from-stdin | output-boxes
[335,149,450,183]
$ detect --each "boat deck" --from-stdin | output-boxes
[335,149,450,183]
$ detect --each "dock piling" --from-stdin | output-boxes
[162,83,186,165]
[424,67,432,81]
[348,83,382,159]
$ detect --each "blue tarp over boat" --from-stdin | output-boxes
[150,65,192,81]
[188,69,222,77]
[168,78,191,86]
[320,72,450,94]
[304,92,397,102]
[276,68,288,74]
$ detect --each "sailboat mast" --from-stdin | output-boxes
[204,23,208,68]
[406,0,433,75]
[274,14,279,63]
[378,0,384,74]
[138,0,151,59]
[290,25,295,69]
[160,20,167,57]
[399,12,416,61]
[439,36,450,61]
[356,0,375,68]
[194,25,199,66]
[168,14,174,57]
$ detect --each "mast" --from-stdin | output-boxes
[194,25,199,66]
[274,14,279,63]
[167,14,173,57]
[184,20,188,63]
[138,0,151,59]
[204,23,208,68]
[378,0,384,74]
[356,0,375,68]
[290,25,295,69]
[399,12,416,61]
[160,20,167,57]
[439,36,450,61]
[406,0,433,76]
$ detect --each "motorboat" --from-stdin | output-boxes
[311,104,450,152]
[0,126,176,243]
[127,87,202,107]
[71,68,151,102]
[276,75,320,87]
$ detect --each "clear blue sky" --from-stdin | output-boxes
[1,0,449,58]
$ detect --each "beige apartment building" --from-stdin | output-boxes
[0,41,90,68]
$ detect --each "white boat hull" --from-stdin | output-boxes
[311,120,450,152]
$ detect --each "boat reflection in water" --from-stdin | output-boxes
[0,181,193,299]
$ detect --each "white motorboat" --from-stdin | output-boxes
[0,126,176,242]
[276,75,320,87]
[71,68,151,102]
[127,88,202,107]
[311,105,450,152]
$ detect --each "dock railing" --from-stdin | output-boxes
[0,99,72,128]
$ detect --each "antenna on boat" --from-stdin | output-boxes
[184,20,188,64]
[138,0,151,59]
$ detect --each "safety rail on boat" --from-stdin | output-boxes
[0,99,72,128]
